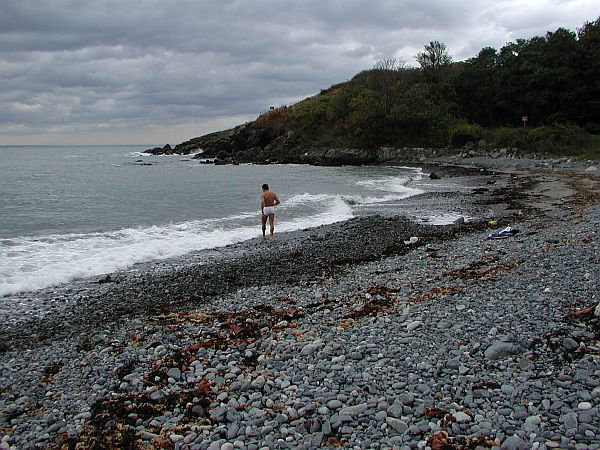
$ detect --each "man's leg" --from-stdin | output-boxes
[268,214,275,239]
[261,214,267,239]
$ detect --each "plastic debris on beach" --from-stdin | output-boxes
[404,236,419,245]
[487,226,519,239]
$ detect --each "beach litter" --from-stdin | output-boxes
[404,236,419,245]
[487,226,519,239]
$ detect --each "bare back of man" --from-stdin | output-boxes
[260,184,280,240]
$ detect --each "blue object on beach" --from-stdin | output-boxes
[488,231,513,239]
[488,226,518,239]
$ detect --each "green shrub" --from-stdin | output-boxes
[487,127,533,151]
[529,125,592,155]
[288,96,330,127]
[449,123,481,147]
[485,125,595,157]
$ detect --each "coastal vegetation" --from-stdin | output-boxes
[254,17,600,157]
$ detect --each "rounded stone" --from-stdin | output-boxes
[452,411,471,424]
[170,434,184,443]
[167,367,182,381]
[398,393,414,405]
[386,417,408,433]
[406,321,423,331]
[501,435,529,450]
[563,338,579,351]
[327,399,343,409]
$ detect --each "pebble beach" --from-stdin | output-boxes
[1,157,598,450]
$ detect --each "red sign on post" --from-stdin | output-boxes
[522,116,528,122]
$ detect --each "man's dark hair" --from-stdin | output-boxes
[262,184,269,190]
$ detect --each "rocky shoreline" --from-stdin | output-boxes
[143,124,588,167]
[0,159,598,450]
[144,140,568,167]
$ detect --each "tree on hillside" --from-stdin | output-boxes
[455,47,499,125]
[576,17,600,131]
[542,28,579,123]
[416,41,452,73]
[372,57,406,71]
[492,29,581,126]
[370,58,408,118]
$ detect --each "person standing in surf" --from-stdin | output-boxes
[260,183,280,240]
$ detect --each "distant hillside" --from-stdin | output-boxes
[148,17,600,163]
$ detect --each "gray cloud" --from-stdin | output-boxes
[0,0,597,144]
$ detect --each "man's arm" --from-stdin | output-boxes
[274,194,280,206]
[260,194,265,214]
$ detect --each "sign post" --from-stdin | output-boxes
[521,115,528,128]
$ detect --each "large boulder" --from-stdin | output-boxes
[145,144,173,155]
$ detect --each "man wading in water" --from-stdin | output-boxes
[260,183,280,240]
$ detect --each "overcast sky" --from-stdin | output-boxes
[1,0,597,146]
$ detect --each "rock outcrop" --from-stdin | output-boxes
[145,144,173,155]
[144,124,278,157]
[145,121,575,166]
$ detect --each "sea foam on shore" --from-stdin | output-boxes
[1,166,430,297]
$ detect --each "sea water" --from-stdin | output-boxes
[0,145,428,296]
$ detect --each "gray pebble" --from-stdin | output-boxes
[327,399,343,410]
[563,338,579,351]
[501,435,529,450]
[167,367,181,381]
[484,341,523,360]
[386,417,408,433]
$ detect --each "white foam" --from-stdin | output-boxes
[0,169,429,296]
[0,223,245,296]
[126,149,204,158]
[0,196,354,297]
[281,192,339,207]
[278,196,353,231]
[126,151,152,157]
[283,175,423,209]
[395,166,425,172]
[126,151,175,158]
[344,174,423,205]
[357,174,423,193]
[341,191,423,206]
